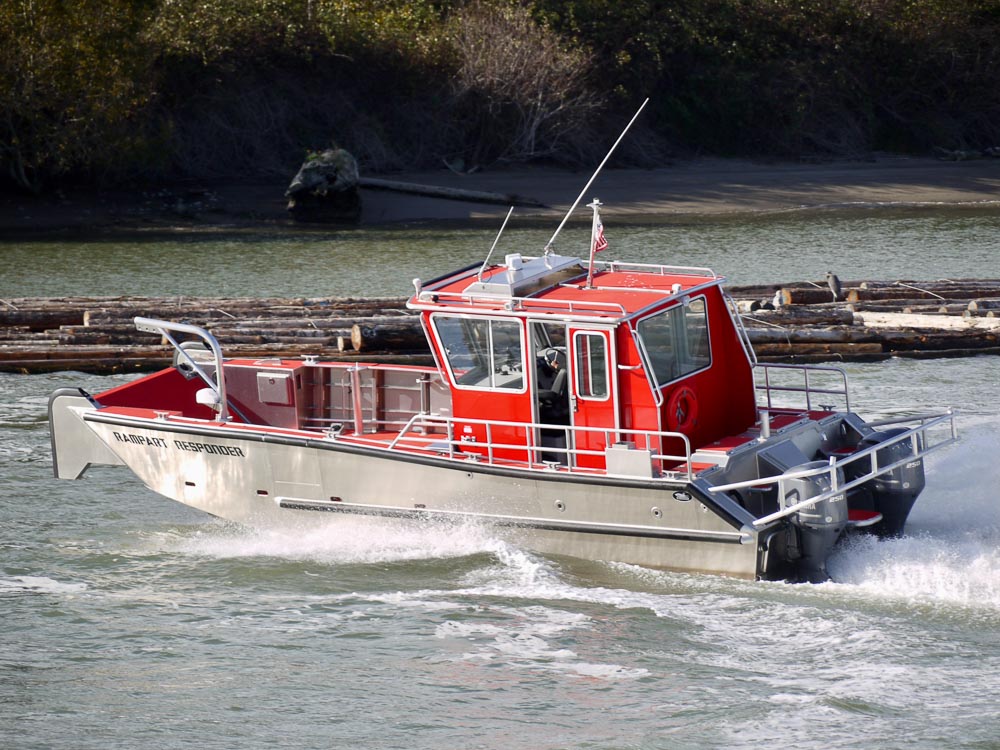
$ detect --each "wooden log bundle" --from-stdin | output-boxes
[0,295,421,374]
[5,279,1000,373]
[732,277,1000,362]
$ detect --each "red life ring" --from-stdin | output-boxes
[666,386,698,432]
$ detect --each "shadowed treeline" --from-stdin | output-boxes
[2,0,998,194]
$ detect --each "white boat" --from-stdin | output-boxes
[49,201,956,581]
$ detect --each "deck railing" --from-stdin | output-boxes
[755,362,851,413]
[413,288,628,317]
[333,413,696,480]
[601,260,718,279]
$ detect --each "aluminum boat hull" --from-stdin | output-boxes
[65,402,760,579]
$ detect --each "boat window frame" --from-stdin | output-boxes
[572,330,611,402]
[429,312,528,393]
[633,295,712,391]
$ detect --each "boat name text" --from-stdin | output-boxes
[173,440,245,457]
[112,431,244,457]
[113,431,167,448]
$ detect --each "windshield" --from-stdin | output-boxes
[433,315,525,390]
[636,298,710,388]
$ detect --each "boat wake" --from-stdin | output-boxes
[827,421,1000,610]
[150,515,511,566]
[136,421,999,615]
[827,532,1000,609]
[0,575,88,595]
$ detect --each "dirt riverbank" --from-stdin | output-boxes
[1,155,998,235]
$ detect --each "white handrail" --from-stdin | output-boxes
[756,362,850,412]
[134,317,229,422]
[380,412,695,480]
[603,260,718,279]
[724,290,758,367]
[412,287,628,317]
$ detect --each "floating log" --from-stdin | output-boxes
[847,286,1000,303]
[846,300,972,314]
[359,177,547,208]
[779,287,837,306]
[967,299,1000,313]
[745,307,855,326]
[878,330,1000,351]
[82,304,407,326]
[0,309,85,330]
[0,356,173,375]
[351,322,426,352]
[745,328,879,344]
[857,311,1000,331]
[0,345,169,363]
[57,332,165,346]
[856,279,1000,292]
[752,342,884,356]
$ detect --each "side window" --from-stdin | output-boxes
[636,298,711,388]
[433,316,524,390]
[574,332,609,399]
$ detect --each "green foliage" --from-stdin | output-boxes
[0,0,157,192]
[446,1,602,165]
[534,0,1000,156]
[1,0,998,192]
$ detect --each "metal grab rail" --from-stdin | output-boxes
[361,412,697,480]
[412,287,628,317]
[724,291,758,367]
[601,260,719,279]
[134,317,229,422]
[756,362,851,412]
[706,409,957,528]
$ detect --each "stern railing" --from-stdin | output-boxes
[756,362,851,413]
[706,409,957,528]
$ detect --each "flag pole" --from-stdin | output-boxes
[543,97,648,255]
[584,199,602,288]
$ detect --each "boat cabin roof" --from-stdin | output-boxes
[407,253,723,323]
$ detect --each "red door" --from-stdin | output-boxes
[568,328,617,469]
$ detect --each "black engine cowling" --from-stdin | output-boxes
[846,428,925,537]
[784,460,848,582]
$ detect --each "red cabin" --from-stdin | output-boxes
[409,251,758,470]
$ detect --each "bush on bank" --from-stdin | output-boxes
[1,0,998,193]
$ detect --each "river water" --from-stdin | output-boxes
[2,209,1000,749]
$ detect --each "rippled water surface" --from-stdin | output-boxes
[3,211,1000,749]
[4,208,1000,297]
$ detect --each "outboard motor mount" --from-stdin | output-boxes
[783,461,847,582]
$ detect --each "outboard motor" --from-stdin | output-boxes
[852,428,925,537]
[783,461,847,582]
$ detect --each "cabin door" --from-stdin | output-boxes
[568,328,617,469]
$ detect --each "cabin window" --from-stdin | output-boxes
[636,298,711,388]
[573,332,609,399]
[432,315,525,391]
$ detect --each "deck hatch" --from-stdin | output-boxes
[257,371,293,405]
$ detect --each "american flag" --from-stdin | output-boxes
[594,220,608,252]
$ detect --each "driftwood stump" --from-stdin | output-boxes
[286,148,362,223]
